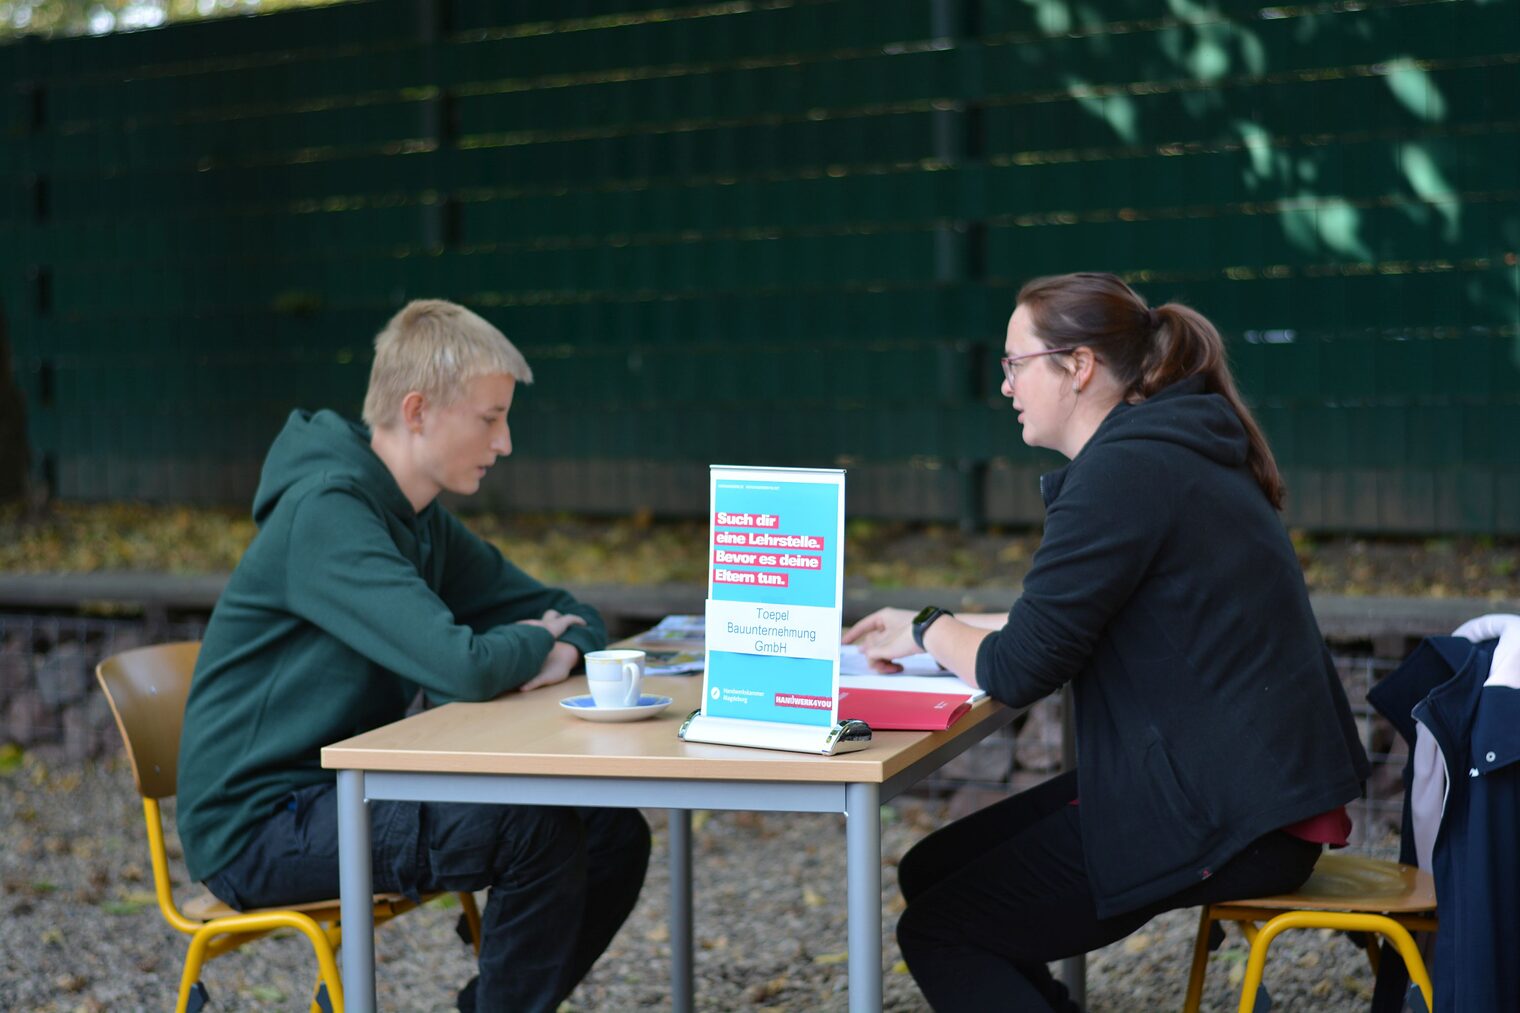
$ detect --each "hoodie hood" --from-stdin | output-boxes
[251,410,416,526]
[1042,376,1249,506]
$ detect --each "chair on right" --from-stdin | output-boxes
[1183,851,1437,1013]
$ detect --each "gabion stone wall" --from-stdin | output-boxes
[1,615,205,765]
[0,609,1423,849]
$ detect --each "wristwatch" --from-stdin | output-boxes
[911,606,953,650]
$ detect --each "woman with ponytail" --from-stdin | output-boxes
[845,273,1369,1012]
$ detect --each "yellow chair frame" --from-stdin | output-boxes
[1183,852,1437,1013]
[97,641,481,1013]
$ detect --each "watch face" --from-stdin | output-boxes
[912,606,948,649]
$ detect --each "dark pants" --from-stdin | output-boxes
[896,771,1321,1013]
[206,783,651,1013]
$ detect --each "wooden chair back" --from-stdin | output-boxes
[95,641,201,800]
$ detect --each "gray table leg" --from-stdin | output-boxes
[337,769,375,1013]
[668,809,694,1013]
[846,782,882,1013]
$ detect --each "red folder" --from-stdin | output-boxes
[837,687,973,731]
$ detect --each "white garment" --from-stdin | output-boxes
[1452,614,1520,691]
[1409,613,1520,872]
[1410,726,1445,874]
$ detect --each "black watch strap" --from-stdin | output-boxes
[911,606,953,650]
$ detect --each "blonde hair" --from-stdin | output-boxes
[362,299,533,429]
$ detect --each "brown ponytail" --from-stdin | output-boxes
[1017,273,1286,510]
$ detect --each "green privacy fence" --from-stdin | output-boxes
[2,0,1517,532]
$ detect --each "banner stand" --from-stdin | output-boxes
[678,711,873,755]
[680,464,862,755]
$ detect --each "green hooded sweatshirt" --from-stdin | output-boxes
[176,409,605,881]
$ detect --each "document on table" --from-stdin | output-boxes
[643,648,706,676]
[838,644,986,702]
[634,615,707,675]
[634,617,986,703]
[837,646,984,729]
[643,614,706,640]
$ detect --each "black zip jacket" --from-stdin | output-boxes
[976,376,1370,918]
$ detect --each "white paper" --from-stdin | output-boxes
[837,645,986,700]
[839,642,944,677]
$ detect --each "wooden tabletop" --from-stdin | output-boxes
[322,673,1006,784]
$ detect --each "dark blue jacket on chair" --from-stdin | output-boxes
[1368,635,1520,1013]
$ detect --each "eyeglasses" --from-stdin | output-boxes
[999,347,1075,385]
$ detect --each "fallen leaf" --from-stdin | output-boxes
[1341,974,1374,999]
[813,952,848,965]
[745,976,788,1002]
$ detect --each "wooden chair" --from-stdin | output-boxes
[96,641,481,1013]
[1183,851,1437,1013]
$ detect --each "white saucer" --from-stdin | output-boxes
[559,694,674,723]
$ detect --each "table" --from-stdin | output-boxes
[322,672,1013,1013]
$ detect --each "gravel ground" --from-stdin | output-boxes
[2,757,1387,1012]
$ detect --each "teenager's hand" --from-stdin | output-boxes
[842,607,917,673]
[517,609,588,639]
[519,641,581,692]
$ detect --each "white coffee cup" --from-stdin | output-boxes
[585,649,645,708]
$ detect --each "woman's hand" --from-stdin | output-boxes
[843,607,919,673]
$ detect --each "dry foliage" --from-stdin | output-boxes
[1,503,1517,598]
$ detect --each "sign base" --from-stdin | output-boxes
[677,712,872,755]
